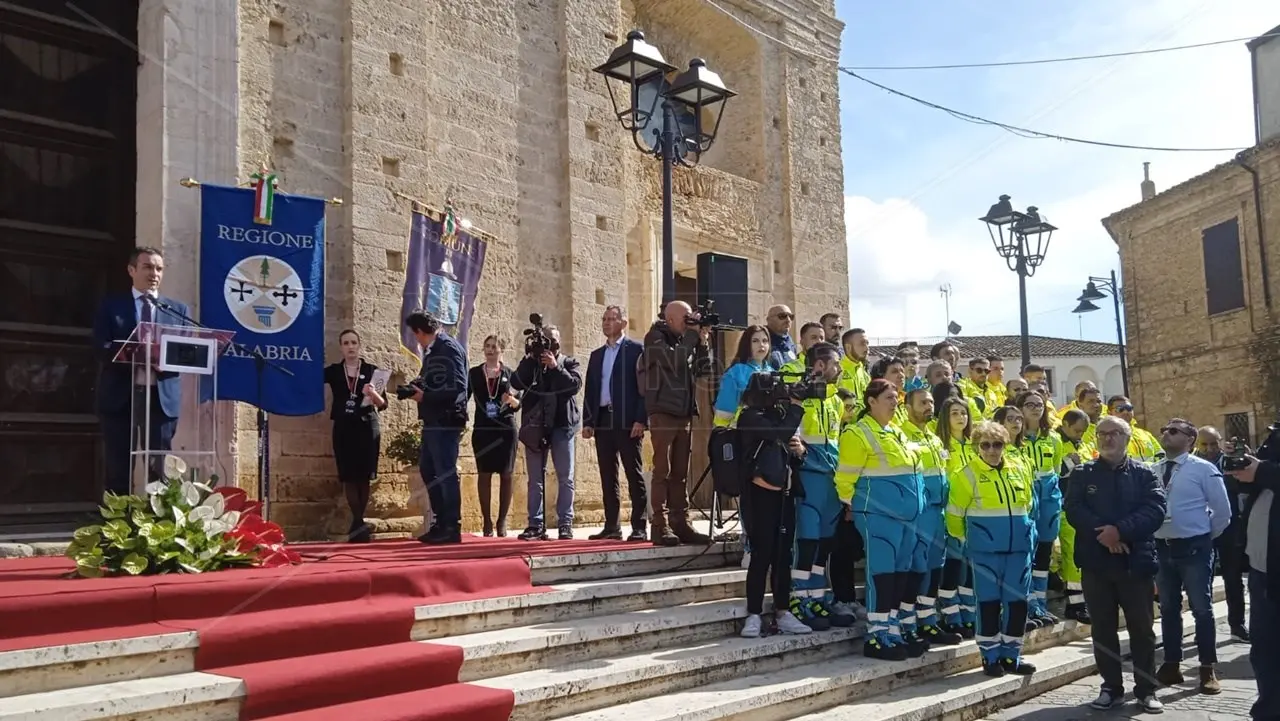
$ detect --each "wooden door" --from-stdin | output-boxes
[0,1,138,534]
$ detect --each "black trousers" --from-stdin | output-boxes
[829,515,864,604]
[743,481,795,615]
[101,389,177,495]
[1215,522,1248,628]
[593,408,648,531]
[1081,567,1158,698]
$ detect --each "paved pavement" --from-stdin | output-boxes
[986,623,1255,720]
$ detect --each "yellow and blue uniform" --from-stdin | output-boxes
[958,378,1001,420]
[838,355,871,420]
[947,455,1035,666]
[780,357,844,597]
[1019,432,1067,622]
[1055,431,1095,614]
[901,420,950,632]
[937,436,978,630]
[712,360,771,428]
[837,416,925,654]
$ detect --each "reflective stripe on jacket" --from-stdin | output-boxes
[901,421,948,507]
[946,456,1035,554]
[780,358,842,473]
[836,416,924,521]
[712,360,770,428]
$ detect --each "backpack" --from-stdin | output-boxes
[708,427,745,498]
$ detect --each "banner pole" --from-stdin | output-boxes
[179,177,344,205]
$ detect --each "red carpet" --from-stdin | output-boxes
[0,535,631,720]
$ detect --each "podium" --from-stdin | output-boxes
[112,321,235,492]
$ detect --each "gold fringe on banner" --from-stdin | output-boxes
[178,177,343,206]
[390,190,497,242]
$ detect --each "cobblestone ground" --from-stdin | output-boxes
[986,622,1255,720]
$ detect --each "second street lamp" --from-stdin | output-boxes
[1073,270,1129,396]
[593,30,736,308]
[979,194,1058,371]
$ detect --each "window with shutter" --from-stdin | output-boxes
[1202,219,1246,315]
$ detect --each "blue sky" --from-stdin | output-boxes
[832,0,1274,345]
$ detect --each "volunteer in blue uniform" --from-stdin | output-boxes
[836,378,926,660]
[899,376,963,646]
[1014,391,1065,628]
[947,420,1037,677]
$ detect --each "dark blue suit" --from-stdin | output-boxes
[583,337,648,532]
[92,292,191,494]
[414,332,468,534]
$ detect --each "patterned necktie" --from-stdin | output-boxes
[140,294,154,325]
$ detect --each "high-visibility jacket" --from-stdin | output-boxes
[891,402,910,430]
[1054,400,1079,420]
[712,360,770,428]
[836,416,924,521]
[1129,424,1163,463]
[901,421,948,507]
[780,358,842,474]
[958,378,1001,420]
[947,437,976,475]
[1019,432,1067,523]
[946,456,1035,555]
[837,355,872,419]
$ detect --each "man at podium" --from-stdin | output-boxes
[92,247,190,495]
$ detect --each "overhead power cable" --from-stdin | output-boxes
[844,32,1280,71]
[841,69,1249,153]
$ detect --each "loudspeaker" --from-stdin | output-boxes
[696,252,749,329]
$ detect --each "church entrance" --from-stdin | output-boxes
[0,1,138,536]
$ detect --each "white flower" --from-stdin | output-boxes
[172,506,186,526]
[163,455,188,480]
[180,482,200,507]
[149,493,167,516]
[203,518,234,536]
[200,493,225,518]
[188,505,214,524]
[221,510,241,528]
[145,482,166,496]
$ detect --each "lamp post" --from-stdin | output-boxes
[593,30,736,309]
[979,195,1058,371]
[1072,270,1129,396]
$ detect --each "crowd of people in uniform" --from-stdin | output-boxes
[712,308,1171,679]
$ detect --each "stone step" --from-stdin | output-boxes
[789,600,1232,721]
[414,567,747,640]
[473,624,863,721]
[453,598,749,681]
[0,632,200,698]
[549,619,1088,721]
[527,541,742,585]
[0,671,243,721]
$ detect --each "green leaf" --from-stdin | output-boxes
[74,525,103,541]
[104,493,130,511]
[99,506,125,520]
[75,561,104,578]
[120,553,149,575]
[102,519,131,543]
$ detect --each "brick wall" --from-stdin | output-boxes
[1105,141,1280,441]
[223,0,848,539]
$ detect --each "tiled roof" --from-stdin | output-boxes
[869,334,1121,361]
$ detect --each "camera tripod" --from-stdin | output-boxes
[688,463,740,542]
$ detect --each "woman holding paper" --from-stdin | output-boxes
[324,329,388,542]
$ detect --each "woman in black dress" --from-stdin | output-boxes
[468,335,520,536]
[324,329,387,542]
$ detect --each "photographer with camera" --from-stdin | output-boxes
[510,316,583,541]
[1196,427,1249,641]
[1223,429,1280,721]
[640,300,715,546]
[737,373,813,637]
[401,312,468,545]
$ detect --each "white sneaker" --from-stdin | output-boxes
[741,613,763,638]
[775,610,813,635]
[1137,694,1164,714]
[1090,689,1121,710]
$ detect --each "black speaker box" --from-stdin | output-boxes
[696,252,749,329]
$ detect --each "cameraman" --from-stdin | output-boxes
[737,378,812,637]
[780,343,847,628]
[510,323,583,541]
[640,300,714,546]
[403,312,468,545]
[1224,443,1280,720]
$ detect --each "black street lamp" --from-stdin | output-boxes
[1072,269,1129,396]
[593,30,736,308]
[979,194,1058,371]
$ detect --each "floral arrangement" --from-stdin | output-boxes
[385,425,422,467]
[66,456,301,578]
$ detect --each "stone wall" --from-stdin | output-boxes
[1104,141,1280,440]
[196,0,847,540]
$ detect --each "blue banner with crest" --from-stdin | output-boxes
[198,184,326,416]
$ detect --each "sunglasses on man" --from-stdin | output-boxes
[1115,404,1134,413]
[1161,425,1194,437]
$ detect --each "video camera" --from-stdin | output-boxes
[742,369,828,409]
[688,299,720,328]
[523,313,555,357]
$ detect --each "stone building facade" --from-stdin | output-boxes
[1101,139,1280,442]
[32,0,850,540]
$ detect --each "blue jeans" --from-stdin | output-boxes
[1249,570,1280,720]
[1156,533,1217,665]
[419,428,462,529]
[525,427,576,528]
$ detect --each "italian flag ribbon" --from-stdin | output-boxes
[442,201,457,237]
[250,170,279,225]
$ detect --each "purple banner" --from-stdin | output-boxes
[399,210,488,357]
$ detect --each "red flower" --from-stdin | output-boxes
[213,487,249,513]
[224,511,299,568]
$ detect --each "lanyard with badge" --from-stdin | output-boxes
[345,365,360,414]
[484,369,501,419]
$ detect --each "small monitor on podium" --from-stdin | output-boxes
[159,335,218,375]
